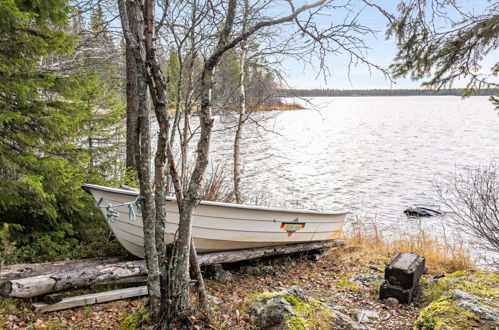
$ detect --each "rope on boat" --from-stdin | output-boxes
[96,196,144,223]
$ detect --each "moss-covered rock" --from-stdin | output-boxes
[247,285,360,329]
[414,293,480,329]
[415,271,499,329]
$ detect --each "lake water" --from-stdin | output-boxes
[206,96,499,229]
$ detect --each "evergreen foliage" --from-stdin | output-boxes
[388,1,498,92]
[0,0,125,263]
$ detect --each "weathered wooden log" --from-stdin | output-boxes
[1,260,146,298]
[2,240,344,298]
[196,240,344,265]
[0,257,129,285]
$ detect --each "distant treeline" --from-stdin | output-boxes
[278,88,499,97]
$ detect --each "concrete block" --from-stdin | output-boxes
[385,253,425,289]
[379,281,415,303]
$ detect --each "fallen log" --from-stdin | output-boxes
[0,256,129,285]
[1,240,343,298]
[1,260,146,298]
[196,240,344,265]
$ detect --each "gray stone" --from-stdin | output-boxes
[356,309,380,323]
[384,297,399,307]
[385,253,425,289]
[244,265,275,276]
[248,285,364,329]
[332,310,368,329]
[251,297,294,329]
[451,290,499,321]
[286,285,307,299]
[213,269,233,283]
[42,293,63,304]
[349,273,383,284]
[207,295,223,305]
[332,305,348,312]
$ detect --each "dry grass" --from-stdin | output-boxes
[344,218,476,274]
[199,164,235,203]
[248,102,304,111]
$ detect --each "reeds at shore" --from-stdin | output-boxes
[344,217,476,274]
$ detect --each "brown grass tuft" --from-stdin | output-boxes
[248,102,305,111]
[344,218,475,274]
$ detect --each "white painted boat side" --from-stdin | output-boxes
[83,184,346,258]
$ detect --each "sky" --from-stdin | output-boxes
[278,0,498,90]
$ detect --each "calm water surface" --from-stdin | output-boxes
[207,96,499,228]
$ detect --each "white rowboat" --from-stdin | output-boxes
[83,184,347,258]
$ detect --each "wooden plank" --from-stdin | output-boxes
[32,286,148,313]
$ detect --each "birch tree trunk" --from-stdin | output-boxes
[166,1,238,316]
[118,0,161,320]
[125,46,139,173]
[234,39,248,204]
[143,0,169,311]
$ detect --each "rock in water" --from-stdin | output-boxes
[404,206,441,217]
[248,285,364,329]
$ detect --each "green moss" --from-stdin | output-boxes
[371,265,385,272]
[288,317,307,330]
[369,280,383,298]
[453,272,499,298]
[447,270,467,278]
[257,290,285,300]
[249,290,334,329]
[421,278,453,303]
[337,280,362,292]
[388,276,401,286]
[414,294,479,330]
[421,271,499,304]
[118,308,148,330]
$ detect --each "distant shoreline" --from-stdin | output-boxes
[279,88,499,98]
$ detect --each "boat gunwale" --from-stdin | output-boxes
[82,184,348,216]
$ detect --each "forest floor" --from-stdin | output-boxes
[0,245,457,330]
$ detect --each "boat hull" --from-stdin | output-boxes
[83,184,346,258]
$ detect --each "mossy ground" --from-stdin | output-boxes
[117,308,148,330]
[414,295,480,330]
[1,246,496,329]
[415,271,499,330]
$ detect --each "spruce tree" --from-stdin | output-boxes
[0,0,123,262]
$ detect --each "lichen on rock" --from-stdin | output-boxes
[415,271,499,330]
[247,285,361,329]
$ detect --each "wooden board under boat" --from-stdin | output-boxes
[82,184,347,258]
